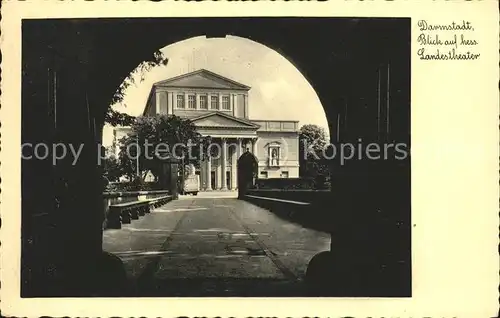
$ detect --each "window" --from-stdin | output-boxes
[268,146,280,167]
[260,171,268,179]
[222,95,230,110]
[199,95,208,109]
[188,95,196,109]
[281,171,289,178]
[176,94,185,108]
[210,95,219,110]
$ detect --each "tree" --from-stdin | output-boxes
[117,115,211,182]
[103,155,122,182]
[105,51,168,127]
[300,124,327,152]
[103,51,168,184]
[299,124,330,180]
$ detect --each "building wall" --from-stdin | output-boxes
[258,166,299,179]
[150,86,249,119]
[129,80,301,183]
[235,94,247,118]
[145,92,156,116]
[252,120,299,132]
[254,132,299,163]
[254,131,300,179]
[158,90,168,114]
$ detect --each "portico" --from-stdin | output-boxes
[199,136,258,191]
[187,110,260,191]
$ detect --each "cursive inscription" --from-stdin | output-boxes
[416,20,480,61]
[418,20,474,31]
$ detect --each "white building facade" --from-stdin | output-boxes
[114,69,299,190]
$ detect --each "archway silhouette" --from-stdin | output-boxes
[237,150,259,199]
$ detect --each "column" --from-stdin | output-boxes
[221,138,228,190]
[231,94,236,116]
[244,94,249,118]
[173,92,178,110]
[238,138,243,156]
[207,93,212,110]
[155,90,161,114]
[196,92,200,110]
[231,139,238,190]
[216,158,222,190]
[167,91,173,115]
[184,92,188,108]
[199,157,204,191]
[206,155,212,191]
[234,94,238,117]
[251,137,258,155]
[218,93,223,111]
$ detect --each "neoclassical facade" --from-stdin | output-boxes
[114,69,299,191]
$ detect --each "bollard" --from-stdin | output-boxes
[130,207,139,220]
[107,206,122,229]
[138,204,146,217]
[121,209,131,224]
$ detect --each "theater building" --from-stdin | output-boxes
[114,69,299,190]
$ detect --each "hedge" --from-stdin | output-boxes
[252,177,330,190]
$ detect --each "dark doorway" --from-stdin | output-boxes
[226,171,231,190]
[210,171,216,190]
[237,151,259,198]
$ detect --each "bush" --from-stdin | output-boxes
[251,176,331,190]
[103,176,110,188]
[104,178,162,192]
[129,176,146,191]
[253,178,315,190]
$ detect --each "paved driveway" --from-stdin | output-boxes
[103,195,330,296]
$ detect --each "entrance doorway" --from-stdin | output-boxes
[210,171,216,190]
[237,151,258,198]
[226,171,231,190]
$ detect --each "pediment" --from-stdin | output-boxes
[191,112,259,129]
[154,69,250,90]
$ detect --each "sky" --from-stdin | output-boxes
[102,35,329,146]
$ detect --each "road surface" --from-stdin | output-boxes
[103,192,330,296]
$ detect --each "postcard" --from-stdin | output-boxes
[1,1,498,317]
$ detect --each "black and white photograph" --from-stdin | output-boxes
[20,17,411,298]
[1,2,498,317]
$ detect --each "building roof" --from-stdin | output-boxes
[152,69,251,90]
[189,111,261,129]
